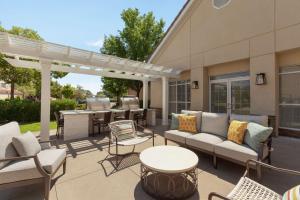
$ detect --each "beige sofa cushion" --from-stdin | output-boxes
[164,130,192,144]
[230,114,268,126]
[0,122,20,169]
[12,131,41,157]
[215,141,258,163]
[181,110,202,132]
[37,149,66,173]
[186,133,225,153]
[0,158,42,184]
[201,112,228,138]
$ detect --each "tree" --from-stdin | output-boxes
[101,78,128,105]
[0,54,33,99]
[101,8,165,97]
[61,84,75,99]
[51,81,63,99]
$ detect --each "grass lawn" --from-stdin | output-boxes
[20,121,57,133]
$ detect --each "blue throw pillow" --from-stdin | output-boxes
[244,122,273,152]
[170,113,185,130]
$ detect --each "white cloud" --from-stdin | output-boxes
[86,38,103,48]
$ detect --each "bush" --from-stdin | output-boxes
[50,99,77,120]
[0,99,77,123]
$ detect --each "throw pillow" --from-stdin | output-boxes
[282,185,300,200]
[227,120,248,144]
[244,122,273,152]
[12,131,41,156]
[170,113,185,130]
[178,115,197,133]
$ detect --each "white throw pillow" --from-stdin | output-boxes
[12,131,41,156]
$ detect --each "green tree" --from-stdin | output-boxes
[0,54,33,99]
[61,84,75,99]
[51,81,63,99]
[101,8,165,97]
[101,78,128,105]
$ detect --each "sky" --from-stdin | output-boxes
[0,0,186,95]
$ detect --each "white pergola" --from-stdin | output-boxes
[0,32,179,140]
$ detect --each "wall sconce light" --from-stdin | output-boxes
[192,81,199,89]
[256,73,266,85]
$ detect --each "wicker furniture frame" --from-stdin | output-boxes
[0,140,66,200]
[208,159,300,200]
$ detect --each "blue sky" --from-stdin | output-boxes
[0,0,186,94]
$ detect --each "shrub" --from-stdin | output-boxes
[50,99,77,120]
[0,99,77,123]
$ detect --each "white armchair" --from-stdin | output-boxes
[0,122,67,200]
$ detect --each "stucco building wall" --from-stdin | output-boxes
[149,0,300,133]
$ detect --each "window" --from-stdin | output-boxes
[279,66,300,130]
[212,0,231,9]
[169,80,191,114]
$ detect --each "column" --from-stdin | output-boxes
[162,76,169,125]
[143,80,149,109]
[40,60,51,141]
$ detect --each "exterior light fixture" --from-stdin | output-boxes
[256,73,266,85]
[192,81,199,89]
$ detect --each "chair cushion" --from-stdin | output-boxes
[283,185,300,200]
[0,158,43,184]
[244,122,273,152]
[37,149,66,173]
[227,120,248,145]
[0,122,21,170]
[178,115,197,133]
[201,112,228,138]
[186,133,225,152]
[170,113,186,130]
[230,114,268,127]
[215,141,258,163]
[12,131,41,157]
[129,104,139,110]
[164,130,193,144]
[181,110,202,132]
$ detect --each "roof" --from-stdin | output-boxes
[0,32,182,81]
[147,0,193,63]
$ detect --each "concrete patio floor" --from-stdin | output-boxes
[1,125,300,200]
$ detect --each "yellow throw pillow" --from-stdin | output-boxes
[227,120,248,144]
[178,115,197,134]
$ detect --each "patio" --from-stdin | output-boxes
[1,124,299,200]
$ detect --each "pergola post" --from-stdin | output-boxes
[143,80,149,109]
[40,60,51,141]
[162,76,169,125]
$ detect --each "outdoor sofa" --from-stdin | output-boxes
[164,111,273,170]
[0,122,67,200]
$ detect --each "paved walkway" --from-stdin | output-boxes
[1,126,300,200]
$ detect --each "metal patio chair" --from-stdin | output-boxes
[108,120,154,166]
[208,159,300,200]
[54,111,64,138]
[134,108,148,127]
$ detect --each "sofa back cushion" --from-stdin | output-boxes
[12,131,41,157]
[181,110,202,132]
[230,114,268,127]
[0,122,20,169]
[201,112,228,137]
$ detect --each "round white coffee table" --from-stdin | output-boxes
[140,146,198,199]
